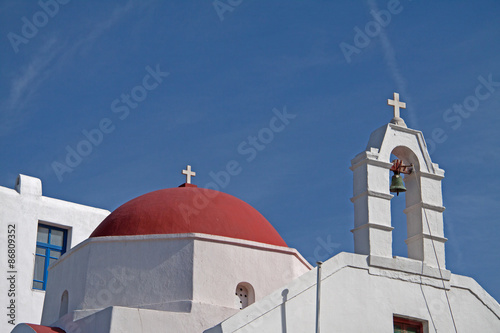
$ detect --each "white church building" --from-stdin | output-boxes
[0,174,110,333]
[8,94,500,332]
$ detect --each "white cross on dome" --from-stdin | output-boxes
[182,165,196,184]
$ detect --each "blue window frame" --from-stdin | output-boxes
[33,224,67,290]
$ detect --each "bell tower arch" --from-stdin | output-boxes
[349,94,447,269]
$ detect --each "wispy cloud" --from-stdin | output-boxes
[0,38,61,135]
[366,0,418,128]
[0,1,136,136]
[64,0,135,56]
[8,38,59,108]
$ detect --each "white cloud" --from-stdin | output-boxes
[366,0,418,128]
[0,1,136,136]
[8,38,59,109]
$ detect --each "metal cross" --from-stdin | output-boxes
[182,165,196,184]
[387,92,406,119]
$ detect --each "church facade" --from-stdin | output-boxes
[208,117,500,332]
[9,94,500,332]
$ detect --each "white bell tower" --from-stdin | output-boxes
[350,93,447,269]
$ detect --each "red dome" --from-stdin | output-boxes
[90,185,287,247]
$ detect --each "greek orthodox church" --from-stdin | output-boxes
[8,94,500,332]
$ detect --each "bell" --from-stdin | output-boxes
[390,173,406,196]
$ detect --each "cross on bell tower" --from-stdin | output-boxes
[387,92,407,127]
[350,95,447,269]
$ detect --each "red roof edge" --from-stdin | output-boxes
[26,324,66,333]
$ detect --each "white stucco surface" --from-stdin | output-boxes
[206,252,500,332]
[0,175,109,332]
[350,124,447,268]
[40,233,311,332]
[207,121,500,332]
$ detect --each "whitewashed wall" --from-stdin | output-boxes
[40,233,311,333]
[206,252,500,332]
[0,174,109,332]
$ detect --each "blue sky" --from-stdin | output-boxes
[1,1,499,301]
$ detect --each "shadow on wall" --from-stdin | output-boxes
[281,289,289,333]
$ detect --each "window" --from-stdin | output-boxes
[394,316,423,333]
[33,224,67,290]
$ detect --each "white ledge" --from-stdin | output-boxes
[403,201,446,214]
[369,255,450,279]
[350,154,393,171]
[405,170,444,181]
[351,223,394,233]
[405,233,448,244]
[51,233,313,271]
[350,190,393,203]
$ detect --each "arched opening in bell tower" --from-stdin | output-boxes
[390,153,408,258]
[389,147,420,259]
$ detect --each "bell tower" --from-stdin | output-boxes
[349,93,447,269]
